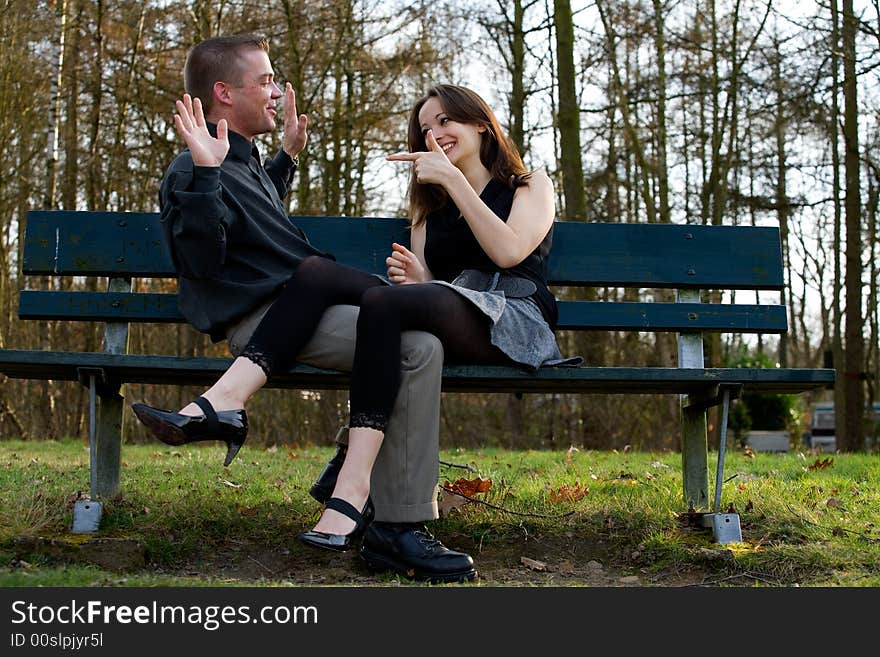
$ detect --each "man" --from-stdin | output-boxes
[157,34,475,583]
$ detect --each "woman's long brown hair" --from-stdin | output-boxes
[405,84,531,227]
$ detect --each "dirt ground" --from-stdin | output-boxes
[151,533,710,587]
[11,526,727,586]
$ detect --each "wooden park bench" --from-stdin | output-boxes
[0,210,835,537]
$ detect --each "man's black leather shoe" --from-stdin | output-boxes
[309,444,347,504]
[359,522,476,583]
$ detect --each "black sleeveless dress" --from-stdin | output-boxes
[422,178,579,370]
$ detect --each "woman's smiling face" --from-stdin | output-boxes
[417,96,486,168]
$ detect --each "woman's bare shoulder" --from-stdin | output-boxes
[519,167,554,194]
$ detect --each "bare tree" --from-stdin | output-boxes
[841,0,865,451]
[554,0,586,220]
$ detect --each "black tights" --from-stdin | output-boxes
[241,256,381,376]
[349,284,509,430]
[240,255,509,431]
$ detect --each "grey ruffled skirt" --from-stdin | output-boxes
[425,279,582,370]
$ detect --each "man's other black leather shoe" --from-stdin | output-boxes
[309,443,347,504]
[359,522,476,583]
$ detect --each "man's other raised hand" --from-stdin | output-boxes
[173,94,229,167]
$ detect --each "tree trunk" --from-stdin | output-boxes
[772,38,790,368]
[45,0,68,210]
[553,0,586,220]
[829,0,846,452]
[508,0,526,155]
[841,0,864,451]
[651,0,669,224]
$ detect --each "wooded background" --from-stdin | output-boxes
[1,0,878,451]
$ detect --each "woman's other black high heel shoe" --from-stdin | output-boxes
[308,443,347,504]
[131,396,248,467]
[297,497,374,553]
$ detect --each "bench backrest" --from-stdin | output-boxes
[19,210,788,335]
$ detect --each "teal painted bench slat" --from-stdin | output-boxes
[2,210,835,512]
[0,350,832,394]
[23,211,785,288]
[18,291,788,333]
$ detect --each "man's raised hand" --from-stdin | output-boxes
[173,94,229,167]
[281,83,308,159]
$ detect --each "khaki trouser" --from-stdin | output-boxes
[226,302,442,522]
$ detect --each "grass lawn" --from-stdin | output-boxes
[1,438,878,587]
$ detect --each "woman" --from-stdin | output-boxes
[298,84,575,553]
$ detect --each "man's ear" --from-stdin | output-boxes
[213,81,234,107]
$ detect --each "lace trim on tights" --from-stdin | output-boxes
[349,411,389,432]
[240,345,274,378]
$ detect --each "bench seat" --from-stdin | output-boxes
[0,210,835,513]
[0,349,832,395]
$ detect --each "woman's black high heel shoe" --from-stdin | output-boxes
[131,396,248,467]
[297,497,374,553]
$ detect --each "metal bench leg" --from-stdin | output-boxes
[701,384,743,544]
[72,374,103,533]
[712,387,732,512]
[677,288,709,510]
[75,367,123,499]
[681,403,709,509]
[94,390,123,498]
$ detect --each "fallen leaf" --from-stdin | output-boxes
[738,483,747,491]
[437,488,468,517]
[565,445,579,464]
[808,457,834,472]
[826,497,843,509]
[237,505,259,516]
[266,445,278,453]
[221,479,241,488]
[743,448,755,458]
[442,476,492,498]
[549,482,589,503]
[287,450,299,459]
[521,556,547,571]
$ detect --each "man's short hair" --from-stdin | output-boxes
[183,34,269,114]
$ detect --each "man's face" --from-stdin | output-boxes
[225,49,283,139]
